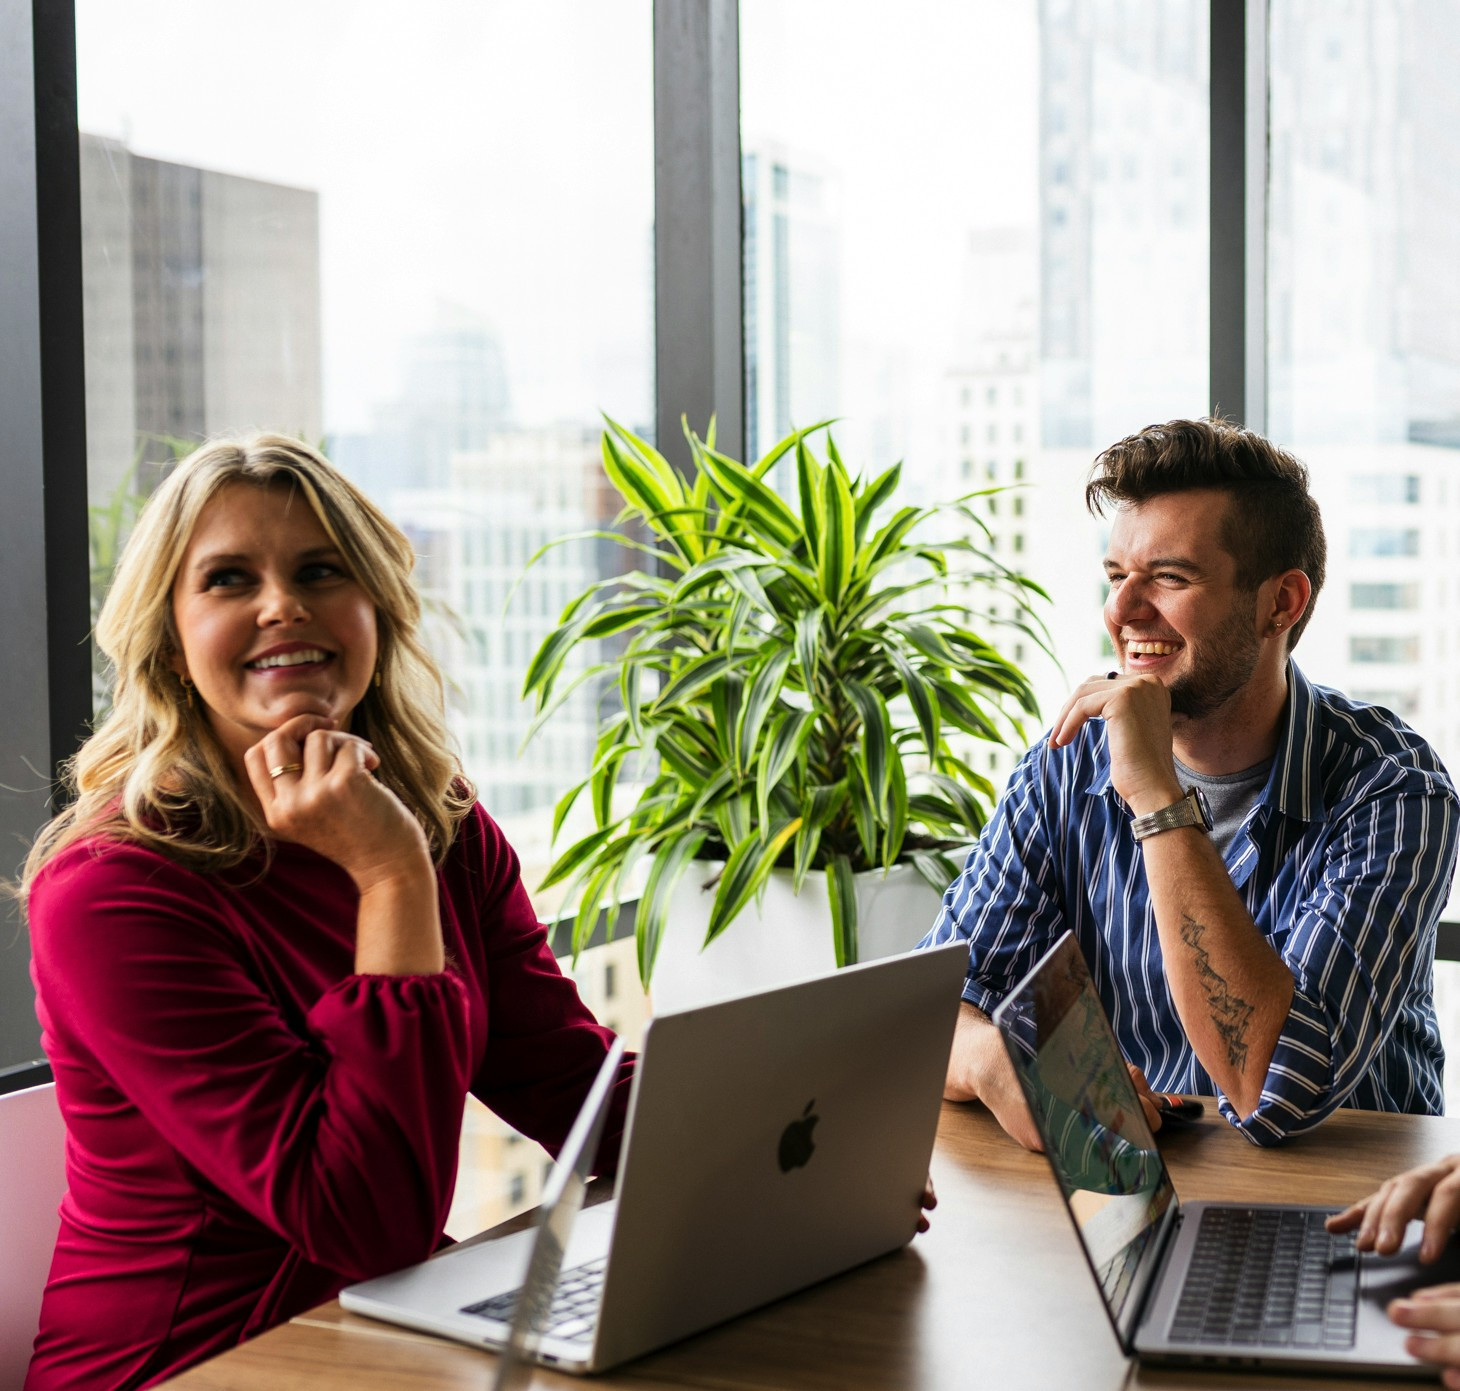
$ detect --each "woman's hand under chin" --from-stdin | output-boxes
[242,713,432,895]
[244,714,444,975]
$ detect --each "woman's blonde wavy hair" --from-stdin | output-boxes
[23,434,474,890]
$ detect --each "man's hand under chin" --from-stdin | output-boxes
[944,1001,1045,1152]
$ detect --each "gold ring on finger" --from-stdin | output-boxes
[268,762,304,779]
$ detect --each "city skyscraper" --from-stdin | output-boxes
[742,141,842,473]
[79,134,322,502]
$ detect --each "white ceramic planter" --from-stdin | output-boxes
[649,859,949,1013]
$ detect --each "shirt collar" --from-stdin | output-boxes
[1084,662,1327,824]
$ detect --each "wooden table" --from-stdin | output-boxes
[164,1100,1460,1390]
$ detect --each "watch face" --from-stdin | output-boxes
[1189,785,1214,831]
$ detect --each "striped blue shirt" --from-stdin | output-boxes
[920,663,1459,1145]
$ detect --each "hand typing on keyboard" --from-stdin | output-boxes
[1328,1152,1460,1385]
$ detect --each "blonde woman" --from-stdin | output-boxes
[22,436,632,1390]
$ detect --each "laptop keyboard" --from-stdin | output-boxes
[1169,1208,1358,1349]
[461,1256,606,1343]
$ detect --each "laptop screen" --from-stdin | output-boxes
[992,932,1176,1347]
[490,1035,626,1390]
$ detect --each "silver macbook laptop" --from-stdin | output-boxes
[342,941,968,1374]
[992,930,1460,1377]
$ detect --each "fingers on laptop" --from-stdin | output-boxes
[1328,1156,1460,1262]
[914,1177,937,1234]
[1387,1291,1460,1380]
[1125,1062,1163,1134]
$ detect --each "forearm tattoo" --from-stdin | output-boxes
[1179,913,1254,1072]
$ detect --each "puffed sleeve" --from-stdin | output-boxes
[456,808,634,1168]
[29,842,473,1280]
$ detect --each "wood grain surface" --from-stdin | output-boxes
[162,1100,1460,1390]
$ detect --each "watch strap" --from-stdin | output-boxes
[1130,786,1212,842]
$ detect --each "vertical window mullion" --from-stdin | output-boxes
[0,0,92,1068]
[653,0,744,476]
[1210,0,1268,431]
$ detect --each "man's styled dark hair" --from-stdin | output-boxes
[1085,417,1327,650]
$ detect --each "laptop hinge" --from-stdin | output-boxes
[1124,1201,1183,1355]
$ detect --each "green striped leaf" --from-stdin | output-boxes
[621,658,643,741]
[754,419,838,477]
[826,854,858,967]
[652,651,753,711]
[922,772,989,835]
[844,679,893,815]
[792,782,844,892]
[579,603,660,640]
[696,442,803,548]
[931,678,1004,742]
[737,648,793,775]
[859,505,924,575]
[886,647,940,755]
[539,825,618,891]
[882,754,908,870]
[847,754,878,864]
[794,607,824,693]
[635,830,708,985]
[706,818,803,945]
[571,860,619,958]
[910,848,962,896]
[551,777,590,843]
[816,461,856,600]
[853,461,901,545]
[756,708,815,830]
[796,436,823,561]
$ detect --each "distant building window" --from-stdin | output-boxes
[1352,689,1421,719]
[1350,636,1420,664]
[509,1173,526,1205]
[604,963,617,1000]
[1350,528,1420,558]
[1350,474,1420,505]
[1350,582,1420,610]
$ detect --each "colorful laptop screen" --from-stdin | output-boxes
[993,932,1176,1342]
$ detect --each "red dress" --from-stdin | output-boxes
[24,804,632,1390]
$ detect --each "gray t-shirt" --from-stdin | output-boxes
[1172,754,1272,860]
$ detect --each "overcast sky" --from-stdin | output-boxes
[76,1,1037,459]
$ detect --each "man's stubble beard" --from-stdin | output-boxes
[1166,595,1264,722]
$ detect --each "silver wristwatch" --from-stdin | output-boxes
[1130,785,1214,842]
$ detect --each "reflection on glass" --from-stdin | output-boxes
[1000,936,1171,1320]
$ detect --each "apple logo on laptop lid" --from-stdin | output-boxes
[778,1100,818,1172]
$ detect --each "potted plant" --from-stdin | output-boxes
[523,416,1046,1000]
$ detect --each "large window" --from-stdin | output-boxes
[75,0,653,893]
[1269,0,1460,779]
[8,0,1460,1107]
[739,0,1208,766]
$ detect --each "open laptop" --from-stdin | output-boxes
[342,941,968,1374]
[992,931,1460,1377]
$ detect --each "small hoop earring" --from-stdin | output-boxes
[373,669,382,689]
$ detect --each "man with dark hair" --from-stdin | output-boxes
[922,417,1458,1147]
